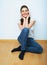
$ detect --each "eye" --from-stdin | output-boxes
[22,10,24,12]
[25,10,28,12]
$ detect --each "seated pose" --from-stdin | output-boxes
[11,5,43,60]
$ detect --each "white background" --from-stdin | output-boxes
[0,0,47,40]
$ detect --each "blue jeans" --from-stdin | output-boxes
[17,28,43,54]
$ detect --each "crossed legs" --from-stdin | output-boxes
[11,28,43,60]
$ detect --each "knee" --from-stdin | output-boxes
[22,28,29,32]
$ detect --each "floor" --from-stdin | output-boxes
[0,40,47,65]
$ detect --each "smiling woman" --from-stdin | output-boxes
[11,5,43,60]
[0,0,47,65]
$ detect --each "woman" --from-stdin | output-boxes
[11,5,43,60]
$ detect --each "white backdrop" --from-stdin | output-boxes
[0,0,47,40]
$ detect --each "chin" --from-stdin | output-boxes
[23,16,27,18]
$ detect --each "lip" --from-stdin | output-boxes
[23,14,28,16]
[23,13,28,15]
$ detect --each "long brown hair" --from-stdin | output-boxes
[20,5,30,25]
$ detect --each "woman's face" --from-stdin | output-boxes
[21,7,29,18]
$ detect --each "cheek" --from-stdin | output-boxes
[21,14,24,17]
[21,13,24,16]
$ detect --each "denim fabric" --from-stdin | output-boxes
[17,28,43,54]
